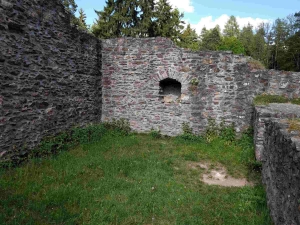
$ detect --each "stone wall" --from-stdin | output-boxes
[0,0,102,162]
[254,106,300,225]
[101,37,300,136]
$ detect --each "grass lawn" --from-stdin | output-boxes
[0,131,272,225]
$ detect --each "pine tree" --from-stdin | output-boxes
[77,8,88,30]
[138,0,156,37]
[223,15,240,38]
[252,25,266,62]
[269,18,289,69]
[178,24,200,50]
[92,0,121,38]
[200,26,222,51]
[239,23,255,56]
[153,0,184,41]
[61,0,77,15]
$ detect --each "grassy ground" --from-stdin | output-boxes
[0,131,272,225]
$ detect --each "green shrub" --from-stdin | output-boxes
[150,128,161,139]
[219,120,236,142]
[182,122,193,135]
[30,124,107,158]
[103,118,131,135]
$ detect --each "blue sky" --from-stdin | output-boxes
[75,0,300,34]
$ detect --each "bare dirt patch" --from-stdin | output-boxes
[187,162,252,187]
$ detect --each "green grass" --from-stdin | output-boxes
[253,94,300,106]
[253,94,289,105]
[0,132,271,225]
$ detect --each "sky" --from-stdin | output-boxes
[75,0,300,34]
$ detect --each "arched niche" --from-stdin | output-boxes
[159,78,182,103]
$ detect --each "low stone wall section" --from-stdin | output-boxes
[254,103,300,161]
[260,111,300,225]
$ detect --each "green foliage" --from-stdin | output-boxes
[30,124,108,158]
[200,26,222,51]
[204,118,220,143]
[253,94,289,105]
[218,36,245,54]
[0,133,271,224]
[182,122,193,135]
[189,77,199,86]
[103,118,131,135]
[60,0,77,15]
[150,128,161,139]
[239,23,255,56]
[153,0,184,42]
[219,120,236,142]
[291,98,300,105]
[92,0,184,42]
[177,24,200,50]
[13,119,131,163]
[223,15,240,38]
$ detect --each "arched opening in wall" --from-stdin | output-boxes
[159,78,182,103]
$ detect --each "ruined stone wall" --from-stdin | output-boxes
[0,0,101,162]
[261,115,300,225]
[101,37,300,135]
[102,37,252,135]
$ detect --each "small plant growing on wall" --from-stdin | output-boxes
[190,77,199,86]
[182,122,193,135]
[150,128,161,139]
[189,77,199,94]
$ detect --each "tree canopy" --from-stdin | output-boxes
[60,0,300,72]
[91,0,184,42]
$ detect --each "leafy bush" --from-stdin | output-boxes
[204,118,220,143]
[176,122,204,142]
[30,124,107,158]
[204,118,236,143]
[150,128,161,139]
[219,120,236,142]
[103,118,131,135]
[182,122,193,135]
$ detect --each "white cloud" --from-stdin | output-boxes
[155,0,194,13]
[190,14,271,35]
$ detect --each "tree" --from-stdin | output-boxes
[294,11,300,32]
[61,0,77,15]
[239,23,255,56]
[60,0,79,26]
[138,0,156,37]
[92,0,126,38]
[178,24,199,50]
[252,25,267,63]
[218,36,245,54]
[153,0,184,41]
[76,8,89,30]
[200,26,222,51]
[269,18,289,69]
[223,15,240,38]
[92,0,184,41]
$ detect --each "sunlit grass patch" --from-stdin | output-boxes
[0,131,271,225]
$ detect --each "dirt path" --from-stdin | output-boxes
[188,162,252,187]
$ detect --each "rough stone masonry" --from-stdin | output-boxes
[0,0,300,224]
